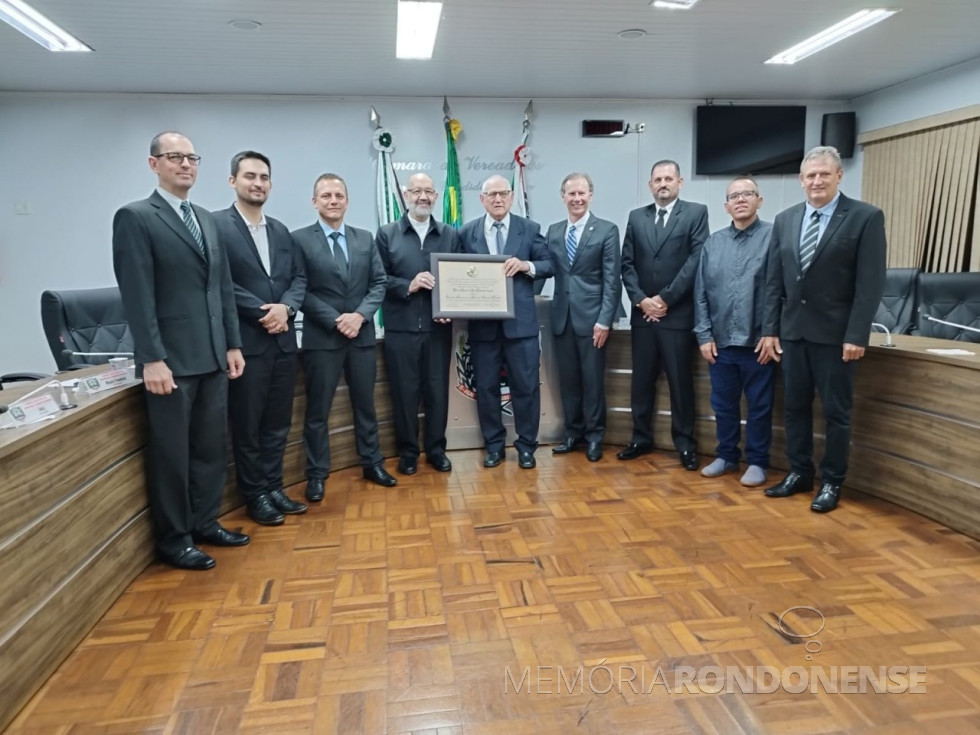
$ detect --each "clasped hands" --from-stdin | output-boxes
[259,303,289,334]
[639,295,668,322]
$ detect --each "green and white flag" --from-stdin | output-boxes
[442,97,463,228]
[370,106,404,227]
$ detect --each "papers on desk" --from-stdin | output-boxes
[926,348,976,356]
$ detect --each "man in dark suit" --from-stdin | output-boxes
[112,131,247,571]
[375,173,460,475]
[620,160,709,470]
[761,146,886,513]
[215,150,308,526]
[292,173,396,500]
[458,174,555,469]
[546,173,621,462]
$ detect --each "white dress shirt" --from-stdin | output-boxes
[235,203,271,274]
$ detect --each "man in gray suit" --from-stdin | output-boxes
[112,131,247,571]
[292,173,396,501]
[547,173,621,462]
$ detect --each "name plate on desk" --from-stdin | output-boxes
[431,253,515,319]
[4,394,61,427]
[82,369,134,395]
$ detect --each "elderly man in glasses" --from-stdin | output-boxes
[375,173,461,475]
[693,176,776,488]
[458,175,554,470]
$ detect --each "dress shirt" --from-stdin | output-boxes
[317,220,349,262]
[693,218,773,348]
[800,192,841,244]
[235,203,270,274]
[408,215,431,244]
[484,213,535,276]
[155,186,201,233]
[655,198,678,226]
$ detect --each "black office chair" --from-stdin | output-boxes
[0,372,49,390]
[41,287,134,370]
[915,272,980,342]
[874,267,920,335]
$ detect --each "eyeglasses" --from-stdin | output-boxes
[482,190,512,199]
[407,188,437,197]
[725,190,758,202]
[155,152,202,165]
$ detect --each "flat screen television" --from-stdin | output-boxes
[695,105,806,175]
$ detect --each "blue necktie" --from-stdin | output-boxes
[492,221,504,255]
[566,224,578,265]
[800,210,820,273]
[329,231,348,274]
[180,200,206,257]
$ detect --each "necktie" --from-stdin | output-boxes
[329,231,347,273]
[180,200,206,257]
[492,221,504,255]
[657,208,667,228]
[800,210,821,273]
[566,224,578,265]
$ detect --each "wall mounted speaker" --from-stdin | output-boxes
[821,112,857,159]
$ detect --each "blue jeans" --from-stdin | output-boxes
[708,346,776,467]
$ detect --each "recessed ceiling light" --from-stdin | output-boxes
[396,1,442,60]
[617,29,648,40]
[229,19,262,31]
[765,8,901,65]
[0,0,91,52]
[651,0,699,9]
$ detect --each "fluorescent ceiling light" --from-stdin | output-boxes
[652,0,699,9]
[0,0,91,52]
[765,8,900,65]
[396,1,442,60]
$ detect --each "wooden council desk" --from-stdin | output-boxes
[0,333,977,729]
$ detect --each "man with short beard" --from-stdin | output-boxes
[375,174,460,475]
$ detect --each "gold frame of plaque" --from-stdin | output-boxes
[430,253,516,319]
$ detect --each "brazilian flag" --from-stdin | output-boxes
[443,117,463,228]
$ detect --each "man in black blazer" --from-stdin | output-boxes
[620,160,709,470]
[547,173,621,462]
[761,146,886,513]
[112,131,247,571]
[458,174,555,469]
[292,173,396,500]
[375,173,460,475]
[215,151,308,526]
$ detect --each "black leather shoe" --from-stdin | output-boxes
[552,438,584,454]
[680,450,700,471]
[193,524,250,547]
[811,483,842,513]
[617,442,653,460]
[764,472,814,498]
[247,494,285,526]
[397,456,418,475]
[363,464,398,487]
[160,546,215,571]
[427,454,452,472]
[269,488,308,515]
[586,442,603,462]
[305,478,325,503]
[484,451,504,468]
[518,451,536,469]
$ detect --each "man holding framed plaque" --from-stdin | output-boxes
[457,175,554,469]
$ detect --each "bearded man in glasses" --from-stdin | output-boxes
[112,131,247,571]
[375,173,461,475]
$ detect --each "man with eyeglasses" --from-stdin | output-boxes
[375,173,460,475]
[112,131,247,571]
[214,151,309,526]
[458,175,555,469]
[693,177,776,488]
[760,146,886,513]
[620,160,709,471]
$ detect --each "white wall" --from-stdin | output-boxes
[0,93,847,374]
[849,56,980,185]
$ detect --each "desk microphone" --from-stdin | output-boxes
[924,315,980,335]
[62,349,135,358]
[10,380,77,411]
[870,322,895,347]
[0,404,8,414]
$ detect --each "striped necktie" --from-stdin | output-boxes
[566,224,578,265]
[180,200,206,257]
[800,210,821,273]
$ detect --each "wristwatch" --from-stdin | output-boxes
[285,304,296,318]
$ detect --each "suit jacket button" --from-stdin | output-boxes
[801,299,807,304]
[796,276,801,282]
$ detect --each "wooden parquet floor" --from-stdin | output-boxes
[7,449,980,735]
